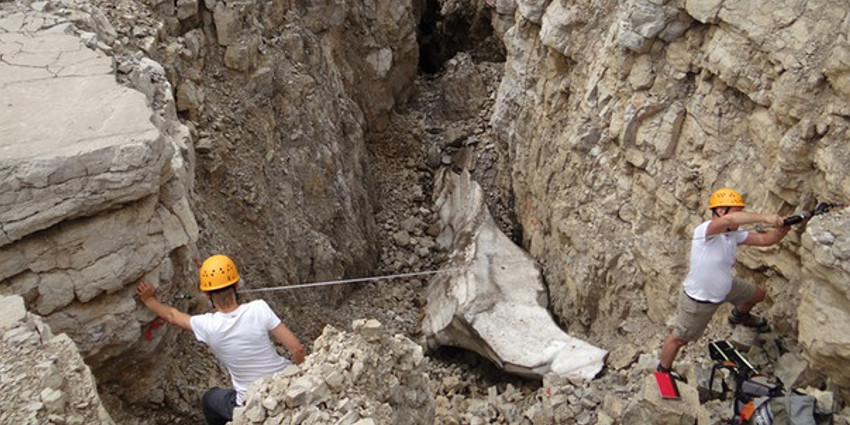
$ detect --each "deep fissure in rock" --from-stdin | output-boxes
[417,0,503,74]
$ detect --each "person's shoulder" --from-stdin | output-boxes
[693,220,710,235]
[244,299,272,311]
[189,312,214,330]
[246,299,269,307]
[243,299,280,322]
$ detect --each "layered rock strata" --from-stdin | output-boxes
[799,209,850,398]
[0,1,197,381]
[487,0,850,399]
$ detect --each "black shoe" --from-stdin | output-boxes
[656,364,687,383]
[728,308,770,331]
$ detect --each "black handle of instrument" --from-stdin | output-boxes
[781,202,845,227]
[783,215,806,226]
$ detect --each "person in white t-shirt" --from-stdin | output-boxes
[656,188,790,378]
[136,254,305,425]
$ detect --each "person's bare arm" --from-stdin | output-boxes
[136,281,192,331]
[270,323,305,364]
[742,226,791,246]
[706,211,785,236]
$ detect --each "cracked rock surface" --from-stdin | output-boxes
[0,10,163,245]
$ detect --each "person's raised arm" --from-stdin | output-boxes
[270,323,305,364]
[706,211,785,236]
[136,280,192,331]
[742,225,791,247]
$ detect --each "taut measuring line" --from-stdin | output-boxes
[238,267,468,294]
[223,203,850,296]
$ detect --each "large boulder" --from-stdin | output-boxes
[422,170,607,380]
[0,3,197,380]
[0,19,163,247]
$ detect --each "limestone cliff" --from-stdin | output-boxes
[0,3,197,375]
[126,0,421,296]
[1,0,426,419]
[488,0,850,399]
[4,0,850,420]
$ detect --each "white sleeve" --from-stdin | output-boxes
[190,315,209,343]
[735,230,749,244]
[693,221,709,239]
[256,300,282,330]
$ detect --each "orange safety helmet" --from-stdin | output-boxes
[708,188,746,209]
[199,254,240,292]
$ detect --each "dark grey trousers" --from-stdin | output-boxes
[201,387,237,425]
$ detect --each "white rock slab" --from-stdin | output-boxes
[0,18,164,247]
[422,170,607,380]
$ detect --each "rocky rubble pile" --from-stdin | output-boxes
[0,295,113,424]
[232,319,434,425]
[232,318,616,425]
[431,372,608,425]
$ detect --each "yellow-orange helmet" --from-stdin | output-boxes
[708,188,746,209]
[199,255,240,292]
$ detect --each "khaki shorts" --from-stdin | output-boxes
[673,278,757,342]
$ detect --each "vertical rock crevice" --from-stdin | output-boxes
[417,0,504,74]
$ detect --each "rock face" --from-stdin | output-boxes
[488,0,850,398]
[798,209,850,393]
[113,0,421,306]
[422,170,607,380]
[232,319,434,425]
[0,0,197,390]
[1,0,423,418]
[0,295,114,424]
[4,0,850,421]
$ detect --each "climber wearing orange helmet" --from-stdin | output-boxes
[135,254,305,425]
[657,188,790,379]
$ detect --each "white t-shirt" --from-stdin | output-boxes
[190,300,291,405]
[682,221,749,303]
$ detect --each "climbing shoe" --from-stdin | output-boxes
[728,308,770,331]
[656,364,687,383]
